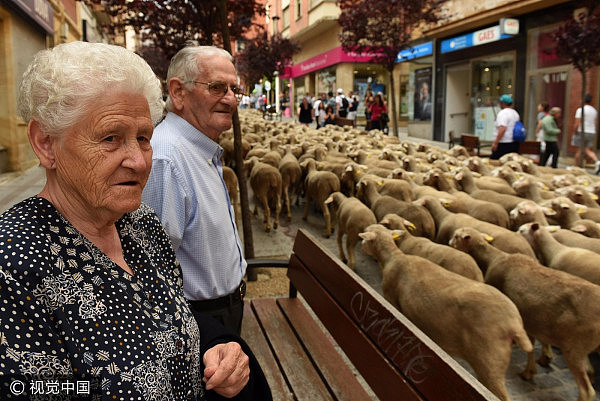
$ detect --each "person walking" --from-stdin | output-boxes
[298,96,314,126]
[142,43,248,336]
[535,101,550,162]
[491,94,520,160]
[369,93,387,131]
[540,107,562,168]
[571,93,600,173]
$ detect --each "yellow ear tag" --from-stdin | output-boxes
[406,222,416,231]
[485,235,494,243]
[583,181,590,186]
[592,194,599,201]
[354,169,360,179]
[377,181,383,186]
[515,173,521,178]
[542,184,548,190]
[548,226,559,233]
[318,163,323,168]
[392,232,400,239]
[577,207,586,214]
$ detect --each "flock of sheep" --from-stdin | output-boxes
[220,109,600,401]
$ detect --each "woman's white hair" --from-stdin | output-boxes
[17,41,164,136]
[164,42,233,112]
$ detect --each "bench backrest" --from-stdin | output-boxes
[288,228,497,401]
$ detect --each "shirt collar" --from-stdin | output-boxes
[162,112,223,161]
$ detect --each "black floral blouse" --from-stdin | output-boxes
[0,197,205,400]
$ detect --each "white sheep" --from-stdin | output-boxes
[450,226,600,401]
[325,192,377,269]
[359,224,532,401]
[300,158,341,238]
[246,157,282,232]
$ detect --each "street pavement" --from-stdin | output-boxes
[1,138,599,400]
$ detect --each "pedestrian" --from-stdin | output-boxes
[571,93,600,173]
[369,93,387,131]
[323,105,336,126]
[490,94,521,160]
[535,102,550,163]
[142,43,247,336]
[540,107,562,168]
[327,91,337,113]
[364,90,375,126]
[336,88,349,118]
[316,98,326,129]
[7,40,270,400]
[347,90,359,126]
[298,96,313,126]
[312,93,325,128]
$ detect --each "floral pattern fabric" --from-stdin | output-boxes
[0,197,205,400]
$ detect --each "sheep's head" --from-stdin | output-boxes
[449,227,493,252]
[359,224,397,257]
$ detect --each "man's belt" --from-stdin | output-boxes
[188,280,246,311]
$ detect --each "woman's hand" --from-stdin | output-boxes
[203,342,250,397]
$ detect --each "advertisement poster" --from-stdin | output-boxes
[413,67,432,121]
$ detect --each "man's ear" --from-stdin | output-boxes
[27,120,56,169]
[168,77,187,112]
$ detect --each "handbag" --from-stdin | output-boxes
[380,112,389,124]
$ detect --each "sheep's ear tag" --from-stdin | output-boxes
[485,235,494,243]
[406,223,416,231]
[542,184,549,190]
[548,225,559,233]
[592,194,599,201]
[317,163,323,168]
[515,173,521,178]
[354,169,360,178]
[377,180,383,186]
[391,232,401,239]
[577,207,586,214]
[583,181,590,186]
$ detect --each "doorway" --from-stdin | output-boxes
[444,62,470,143]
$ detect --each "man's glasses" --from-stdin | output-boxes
[188,80,243,101]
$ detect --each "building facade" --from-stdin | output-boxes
[267,0,599,157]
[0,0,112,173]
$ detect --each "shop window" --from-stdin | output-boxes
[406,57,433,122]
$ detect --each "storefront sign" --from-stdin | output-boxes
[6,0,54,35]
[396,41,433,63]
[499,18,519,35]
[441,25,511,54]
[289,46,385,78]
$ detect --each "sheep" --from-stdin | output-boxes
[300,158,341,238]
[356,179,436,239]
[359,224,532,401]
[450,226,600,401]
[246,157,282,232]
[550,226,600,254]
[453,166,517,195]
[222,165,241,226]
[324,192,377,269]
[278,147,303,221]
[511,177,553,202]
[555,185,600,209]
[452,167,525,212]
[379,213,483,281]
[544,196,600,231]
[418,195,536,259]
[508,200,550,230]
[422,168,510,228]
[518,222,600,286]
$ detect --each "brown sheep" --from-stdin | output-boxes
[450,226,600,401]
[300,158,341,238]
[247,157,282,232]
[360,224,532,401]
[325,192,377,269]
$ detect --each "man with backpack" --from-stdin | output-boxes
[491,94,521,160]
[336,88,349,118]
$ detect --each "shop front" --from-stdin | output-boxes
[434,23,523,143]
[284,46,389,124]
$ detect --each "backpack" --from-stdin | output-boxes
[341,96,349,111]
[512,120,526,142]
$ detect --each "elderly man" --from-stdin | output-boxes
[143,43,248,335]
[491,94,521,160]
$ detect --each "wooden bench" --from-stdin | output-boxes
[461,134,492,157]
[335,116,355,127]
[519,140,541,164]
[243,229,496,401]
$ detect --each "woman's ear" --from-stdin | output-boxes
[168,77,186,112]
[27,120,56,169]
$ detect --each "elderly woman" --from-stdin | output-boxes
[1,41,269,400]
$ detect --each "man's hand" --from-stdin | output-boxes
[203,342,250,398]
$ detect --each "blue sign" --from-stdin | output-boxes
[396,42,433,63]
[441,25,512,54]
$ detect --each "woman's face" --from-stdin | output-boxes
[52,92,154,221]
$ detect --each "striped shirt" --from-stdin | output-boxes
[142,112,246,301]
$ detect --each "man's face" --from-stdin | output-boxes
[180,56,238,141]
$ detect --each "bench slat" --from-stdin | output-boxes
[251,298,334,401]
[277,297,373,401]
[291,229,495,401]
[288,254,424,401]
[241,302,294,401]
